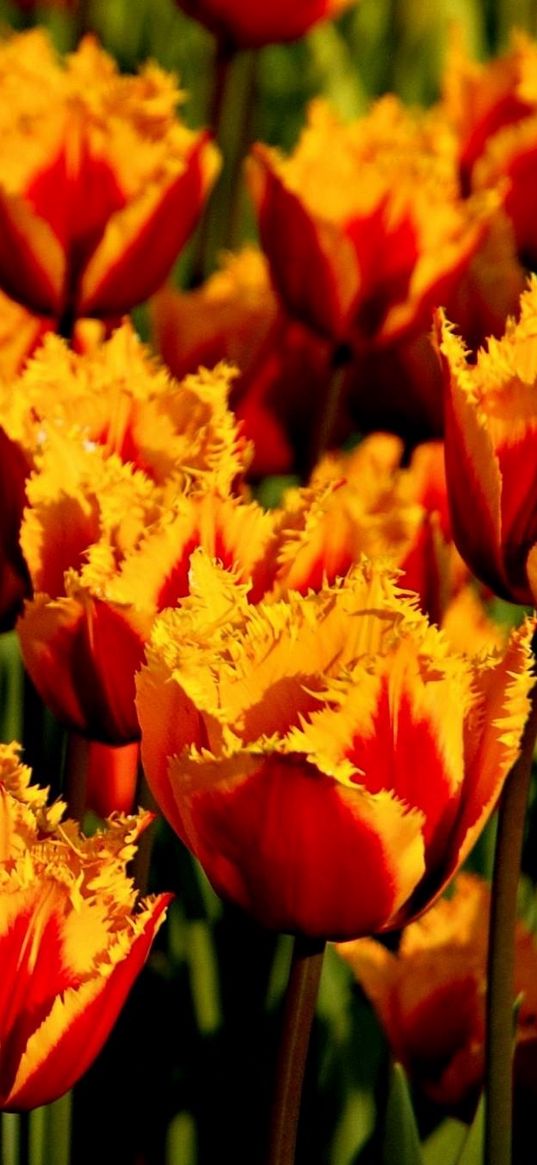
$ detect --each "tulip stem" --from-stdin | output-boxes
[63,732,90,820]
[485,679,537,1165]
[191,43,257,284]
[267,936,325,1165]
[133,764,157,896]
[306,344,350,478]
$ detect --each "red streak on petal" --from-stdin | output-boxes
[188,757,402,939]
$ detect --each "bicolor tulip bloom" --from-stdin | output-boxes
[0,742,170,1110]
[438,279,537,605]
[136,550,534,940]
[17,441,274,744]
[2,324,249,496]
[15,333,272,746]
[0,31,219,324]
[174,0,354,51]
[337,873,537,1108]
[248,99,508,354]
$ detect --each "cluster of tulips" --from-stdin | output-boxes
[1,1,537,1163]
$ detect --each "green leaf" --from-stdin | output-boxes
[423,1119,466,1165]
[382,1063,424,1165]
[455,1096,484,1165]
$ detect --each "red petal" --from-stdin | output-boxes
[0,189,64,315]
[78,135,218,317]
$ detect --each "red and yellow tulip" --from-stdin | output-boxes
[9,324,255,749]
[0,31,219,325]
[248,99,507,353]
[136,551,534,940]
[0,742,169,1110]
[439,279,537,605]
[174,0,355,51]
[337,873,537,1108]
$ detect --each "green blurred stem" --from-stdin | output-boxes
[73,0,93,41]
[267,936,325,1165]
[306,344,350,478]
[17,1115,29,1165]
[133,760,157,896]
[192,42,257,283]
[63,732,89,820]
[485,679,537,1165]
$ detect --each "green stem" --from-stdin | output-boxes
[132,762,157,896]
[73,0,94,41]
[267,936,325,1165]
[485,680,537,1165]
[305,344,350,479]
[191,44,257,284]
[44,1093,72,1165]
[1,1113,18,1165]
[17,1115,29,1165]
[63,732,89,821]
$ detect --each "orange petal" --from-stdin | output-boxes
[0,189,64,315]
[78,134,220,317]
[248,145,354,341]
[17,593,146,743]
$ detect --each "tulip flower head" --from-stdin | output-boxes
[0,742,169,1110]
[3,323,248,495]
[248,99,500,353]
[12,324,256,747]
[439,279,537,606]
[0,31,219,327]
[136,551,534,940]
[337,873,537,1108]
[174,0,355,52]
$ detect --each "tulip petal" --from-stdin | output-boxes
[452,618,536,870]
[440,317,508,594]
[0,189,65,315]
[248,145,356,341]
[78,135,220,317]
[165,750,425,940]
[17,593,146,743]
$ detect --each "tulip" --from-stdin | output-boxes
[2,323,249,495]
[136,550,534,940]
[337,873,537,1109]
[9,323,256,751]
[248,99,507,353]
[438,279,537,606]
[0,31,219,327]
[17,441,272,744]
[174,0,355,52]
[0,741,170,1110]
